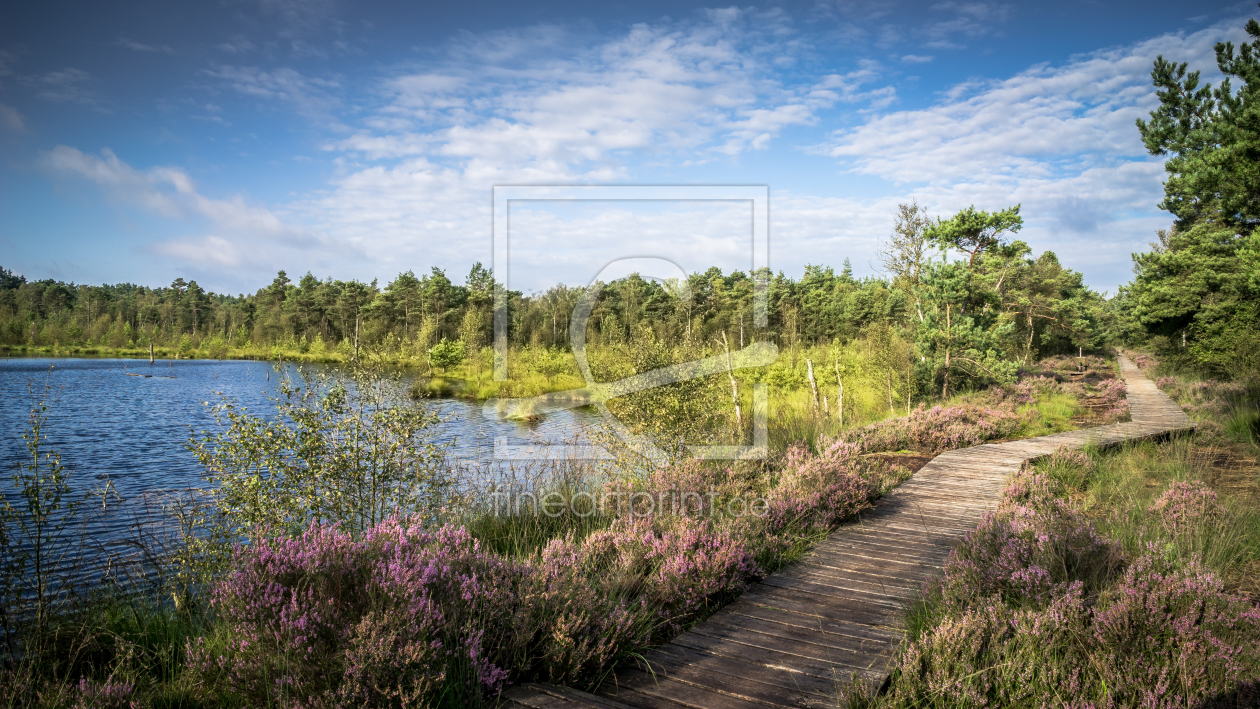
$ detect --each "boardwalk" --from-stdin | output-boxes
[500,355,1195,709]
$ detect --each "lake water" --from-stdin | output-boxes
[0,357,597,549]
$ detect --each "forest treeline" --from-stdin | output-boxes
[1,201,1112,399]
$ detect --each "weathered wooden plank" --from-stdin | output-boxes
[668,630,884,683]
[722,603,901,644]
[630,650,831,709]
[645,645,839,703]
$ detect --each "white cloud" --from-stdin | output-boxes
[822,20,1237,184]
[922,2,1013,49]
[116,5,1244,297]
[29,68,98,106]
[205,65,341,116]
[39,145,312,246]
[152,235,242,267]
[280,12,901,284]
[795,16,1250,293]
[503,201,757,290]
[331,13,886,169]
[216,36,257,54]
[116,37,174,54]
[0,103,24,132]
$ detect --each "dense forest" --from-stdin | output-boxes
[0,205,1109,398]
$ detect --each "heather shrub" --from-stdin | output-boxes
[194,512,770,706]
[840,403,1026,455]
[71,677,139,709]
[607,439,893,570]
[1092,550,1260,707]
[1134,353,1159,371]
[579,516,759,639]
[1087,377,1130,422]
[888,586,1096,707]
[1158,377,1250,419]
[989,374,1063,405]
[880,469,1260,709]
[1147,481,1228,533]
[935,472,1120,610]
[192,522,525,706]
[765,438,878,535]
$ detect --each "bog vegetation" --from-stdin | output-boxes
[1,9,1259,709]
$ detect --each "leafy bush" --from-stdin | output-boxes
[185,364,454,590]
[427,338,466,371]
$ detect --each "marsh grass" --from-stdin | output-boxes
[1083,437,1260,593]
[1224,399,1260,449]
[769,372,1093,458]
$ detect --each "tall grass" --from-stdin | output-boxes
[1083,437,1260,592]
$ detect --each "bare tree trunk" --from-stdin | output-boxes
[1026,311,1035,364]
[888,370,894,415]
[839,379,844,427]
[807,358,820,413]
[833,360,844,427]
[942,303,952,399]
[721,332,742,430]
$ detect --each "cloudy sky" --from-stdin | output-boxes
[0,0,1250,296]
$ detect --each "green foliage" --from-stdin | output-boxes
[1,368,89,654]
[588,327,731,444]
[923,204,1023,268]
[1128,221,1260,372]
[914,253,1017,396]
[1137,12,1260,230]
[1124,10,1260,377]
[188,363,454,550]
[427,336,466,371]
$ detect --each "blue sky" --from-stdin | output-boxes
[0,0,1251,296]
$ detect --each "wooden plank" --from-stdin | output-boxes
[698,610,899,659]
[636,647,837,706]
[670,628,889,682]
[723,603,900,644]
[736,587,906,628]
[500,684,641,709]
